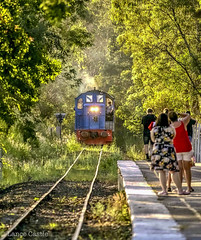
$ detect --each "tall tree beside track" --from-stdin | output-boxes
[34,0,93,123]
[0,0,61,127]
[0,0,92,143]
[81,0,133,104]
[111,0,201,132]
[35,0,93,136]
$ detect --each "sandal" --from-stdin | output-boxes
[158,191,168,196]
[178,190,190,195]
[167,187,172,192]
[190,187,194,192]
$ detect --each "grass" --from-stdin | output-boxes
[0,134,78,187]
[90,191,130,223]
[0,223,7,236]
[65,145,123,182]
[0,134,123,188]
[126,144,145,160]
[42,222,60,230]
[0,132,144,188]
[0,132,133,239]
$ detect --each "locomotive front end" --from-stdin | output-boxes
[74,89,114,145]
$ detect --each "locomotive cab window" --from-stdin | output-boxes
[86,95,93,103]
[97,95,104,103]
[77,98,83,109]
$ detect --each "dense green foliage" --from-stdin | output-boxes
[77,0,201,138]
[110,0,201,132]
[1,0,201,180]
[0,0,92,144]
[0,0,61,127]
[1,136,122,187]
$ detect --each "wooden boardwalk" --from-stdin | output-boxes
[117,160,186,240]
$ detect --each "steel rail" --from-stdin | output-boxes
[72,147,103,240]
[0,149,85,240]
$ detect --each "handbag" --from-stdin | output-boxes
[190,156,196,167]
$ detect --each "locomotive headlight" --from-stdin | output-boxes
[90,106,99,112]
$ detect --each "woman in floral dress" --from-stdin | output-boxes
[150,113,189,196]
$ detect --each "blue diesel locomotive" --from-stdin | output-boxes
[75,88,115,145]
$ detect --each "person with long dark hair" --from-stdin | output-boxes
[150,113,189,195]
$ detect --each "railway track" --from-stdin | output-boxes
[0,147,104,240]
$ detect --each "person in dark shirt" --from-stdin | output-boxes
[141,108,157,161]
[186,111,196,142]
[186,111,196,193]
[106,101,114,121]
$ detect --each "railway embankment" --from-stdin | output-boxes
[0,147,131,239]
[0,180,131,239]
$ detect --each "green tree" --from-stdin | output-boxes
[79,0,133,105]
[0,1,61,128]
[0,0,93,143]
[34,0,93,136]
[111,0,201,133]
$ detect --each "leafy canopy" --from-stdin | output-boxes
[0,1,61,126]
[111,0,201,132]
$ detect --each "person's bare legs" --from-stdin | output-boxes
[177,160,183,183]
[171,172,183,193]
[149,143,153,156]
[144,144,148,154]
[159,171,167,193]
[144,144,149,160]
[167,172,172,191]
[183,161,191,192]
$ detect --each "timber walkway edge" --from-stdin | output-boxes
[117,160,201,240]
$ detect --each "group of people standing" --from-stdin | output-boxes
[141,108,196,196]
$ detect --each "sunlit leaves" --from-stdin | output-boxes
[0,1,61,127]
[40,0,89,23]
[40,0,68,22]
[111,0,201,132]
